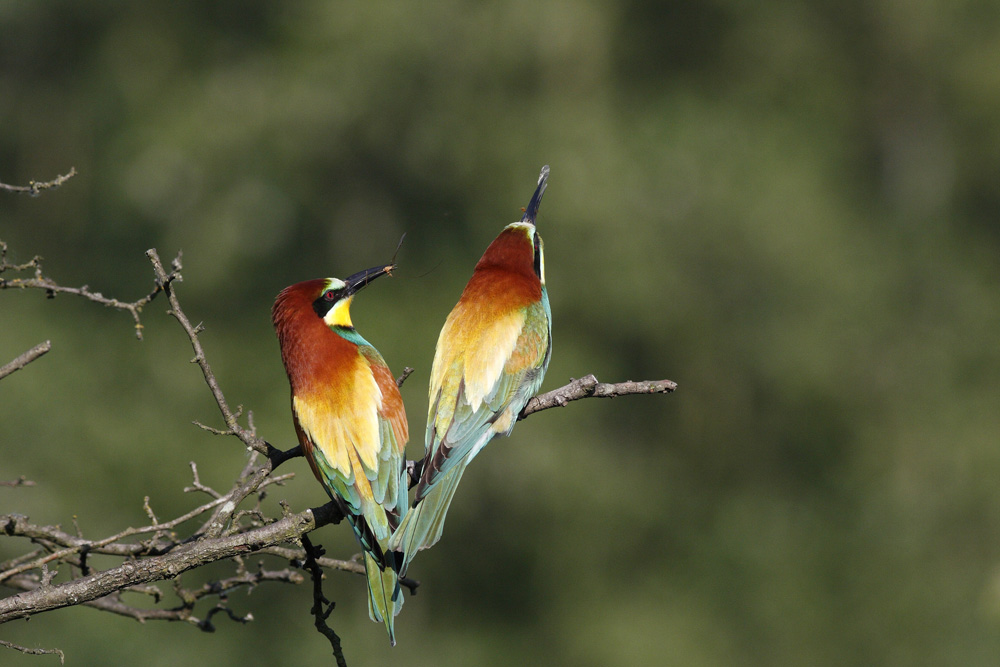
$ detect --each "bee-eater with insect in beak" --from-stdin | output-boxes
[389,166,552,575]
[272,262,408,645]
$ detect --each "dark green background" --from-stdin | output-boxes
[4,2,1000,665]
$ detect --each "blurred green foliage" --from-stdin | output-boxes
[4,1,1000,664]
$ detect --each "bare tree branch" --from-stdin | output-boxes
[1,240,674,662]
[520,375,677,420]
[0,503,343,624]
[405,375,677,486]
[300,535,349,667]
[3,563,302,626]
[142,250,296,542]
[145,249,268,458]
[0,341,51,380]
[183,461,223,500]
[0,168,76,196]
[0,240,180,340]
[0,639,64,664]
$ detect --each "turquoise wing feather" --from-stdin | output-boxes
[299,335,408,645]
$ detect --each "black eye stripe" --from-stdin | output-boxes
[313,289,340,317]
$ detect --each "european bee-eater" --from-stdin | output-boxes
[272,264,408,645]
[389,166,552,575]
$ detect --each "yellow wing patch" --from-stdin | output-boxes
[430,303,525,413]
[293,356,384,477]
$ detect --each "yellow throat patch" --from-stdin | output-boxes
[324,295,354,328]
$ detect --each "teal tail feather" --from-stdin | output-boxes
[364,551,403,646]
[388,465,467,576]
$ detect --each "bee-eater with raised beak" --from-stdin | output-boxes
[272,263,408,645]
[389,166,552,575]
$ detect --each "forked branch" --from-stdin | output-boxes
[0,241,676,665]
[0,240,180,340]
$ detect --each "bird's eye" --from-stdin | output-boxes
[324,290,336,301]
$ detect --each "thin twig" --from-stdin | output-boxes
[0,240,180,340]
[300,535,349,667]
[0,341,51,380]
[0,639,64,664]
[195,604,255,632]
[0,167,76,196]
[145,249,265,455]
[145,249,283,538]
[184,462,222,500]
[261,545,419,595]
[0,492,234,580]
[406,375,676,486]
[395,366,414,388]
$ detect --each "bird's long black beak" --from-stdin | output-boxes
[521,165,550,225]
[344,263,394,295]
